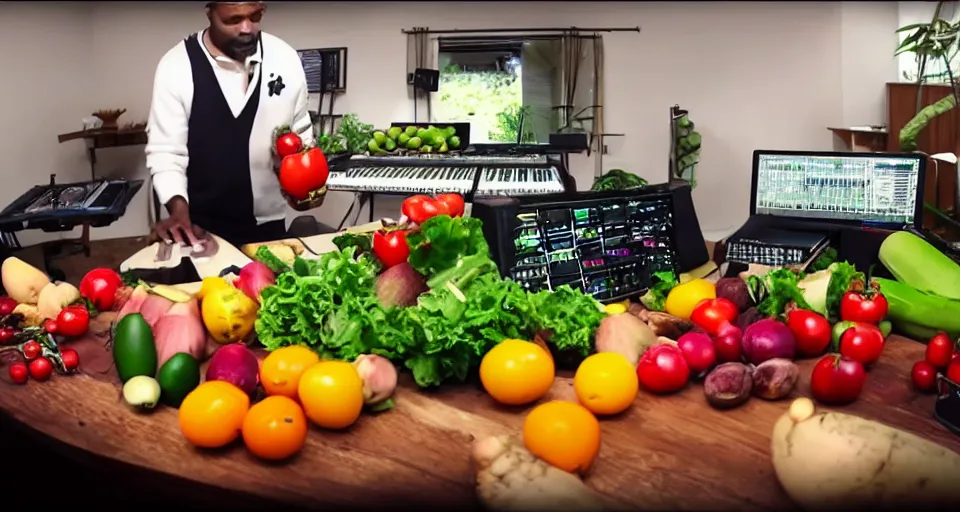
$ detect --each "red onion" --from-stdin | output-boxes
[741,318,797,365]
[234,261,275,304]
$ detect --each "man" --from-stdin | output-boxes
[146,1,317,249]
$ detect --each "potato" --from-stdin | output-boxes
[594,313,658,366]
[1,257,51,304]
[771,398,960,509]
[37,281,81,320]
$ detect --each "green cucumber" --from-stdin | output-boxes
[113,313,158,383]
[874,278,960,333]
[157,353,201,408]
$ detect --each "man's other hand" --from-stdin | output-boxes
[150,196,205,247]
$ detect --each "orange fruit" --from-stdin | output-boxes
[260,346,321,399]
[179,380,250,448]
[573,352,639,416]
[479,339,555,406]
[297,361,364,429]
[523,400,600,474]
[241,395,308,460]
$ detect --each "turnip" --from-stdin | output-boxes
[751,358,799,400]
[206,343,260,396]
[741,319,796,365]
[703,363,753,409]
[375,262,426,308]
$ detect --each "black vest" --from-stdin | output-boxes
[183,34,262,241]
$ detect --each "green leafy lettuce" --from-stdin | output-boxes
[254,215,605,388]
[253,245,291,274]
[640,270,680,311]
[747,262,862,321]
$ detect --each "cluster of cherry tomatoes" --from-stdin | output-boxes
[911,332,960,392]
[5,335,80,384]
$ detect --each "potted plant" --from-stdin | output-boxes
[894,1,959,228]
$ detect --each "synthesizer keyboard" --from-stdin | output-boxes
[326,153,570,197]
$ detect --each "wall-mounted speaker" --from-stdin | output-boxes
[412,68,440,92]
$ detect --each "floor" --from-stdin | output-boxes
[14,236,146,282]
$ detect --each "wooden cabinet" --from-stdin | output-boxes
[886,82,959,223]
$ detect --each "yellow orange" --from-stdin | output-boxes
[241,395,308,461]
[523,400,601,474]
[179,380,250,448]
[663,278,716,320]
[297,361,364,429]
[260,346,321,400]
[574,352,639,416]
[480,339,555,406]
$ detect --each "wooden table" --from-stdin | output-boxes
[1,315,956,510]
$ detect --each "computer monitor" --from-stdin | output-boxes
[750,150,926,228]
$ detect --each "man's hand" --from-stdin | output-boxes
[150,196,205,247]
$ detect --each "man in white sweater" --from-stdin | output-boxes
[146,1,316,248]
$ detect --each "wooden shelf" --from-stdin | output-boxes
[57,127,147,149]
[827,127,887,152]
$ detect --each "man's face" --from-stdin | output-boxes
[207,2,266,60]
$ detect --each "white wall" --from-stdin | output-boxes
[2,1,902,245]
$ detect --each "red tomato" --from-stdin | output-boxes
[636,343,690,394]
[948,360,960,384]
[79,268,123,311]
[690,298,738,335]
[434,193,465,217]
[0,326,15,344]
[28,356,53,382]
[43,319,58,334]
[839,291,888,324]
[911,360,937,392]
[810,354,866,404]
[401,195,448,224]
[278,147,329,200]
[56,305,90,338]
[838,323,885,366]
[21,340,41,361]
[712,321,743,363]
[8,362,28,384]
[676,332,717,374]
[786,310,832,357]
[59,348,80,372]
[0,296,17,316]
[275,132,303,158]
[372,230,410,268]
[924,332,956,369]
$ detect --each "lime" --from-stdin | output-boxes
[158,352,201,408]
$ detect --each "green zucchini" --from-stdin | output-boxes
[898,95,956,151]
[891,319,958,341]
[874,277,960,333]
[879,231,960,300]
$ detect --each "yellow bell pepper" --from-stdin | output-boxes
[201,286,258,344]
[663,278,716,320]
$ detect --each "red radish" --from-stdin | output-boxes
[676,332,717,374]
[21,340,41,361]
[28,356,53,381]
[810,354,865,405]
[206,343,260,396]
[911,361,937,392]
[59,348,80,372]
[234,261,275,304]
[785,310,831,357]
[712,321,743,363]
[8,362,28,384]
[636,343,690,394]
[43,319,58,334]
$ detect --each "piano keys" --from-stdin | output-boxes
[326,152,571,197]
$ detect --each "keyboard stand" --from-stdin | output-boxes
[337,192,374,230]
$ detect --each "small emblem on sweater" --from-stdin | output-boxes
[267,75,285,97]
